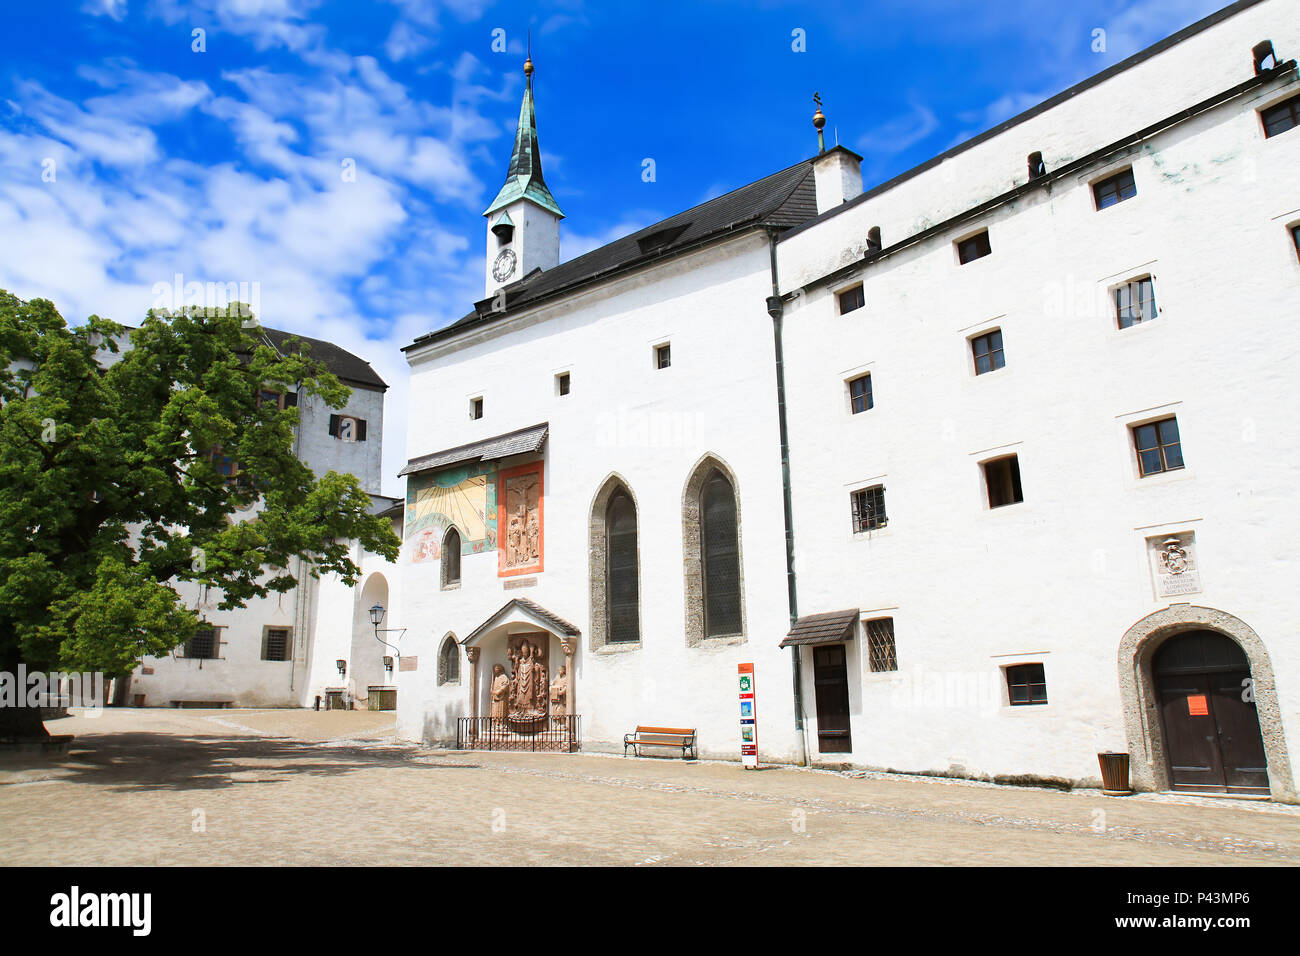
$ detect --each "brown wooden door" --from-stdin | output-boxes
[812,644,852,754]
[1154,631,1269,795]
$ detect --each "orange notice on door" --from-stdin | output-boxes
[1187,694,1209,716]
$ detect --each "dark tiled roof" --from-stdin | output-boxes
[260,327,387,391]
[780,609,860,647]
[398,422,548,477]
[407,157,820,350]
[464,597,581,645]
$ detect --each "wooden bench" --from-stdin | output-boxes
[623,725,697,760]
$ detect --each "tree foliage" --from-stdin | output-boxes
[0,291,401,679]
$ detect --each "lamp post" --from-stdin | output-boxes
[369,603,406,664]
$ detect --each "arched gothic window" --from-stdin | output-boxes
[441,526,461,589]
[438,635,460,685]
[700,470,741,637]
[606,490,640,644]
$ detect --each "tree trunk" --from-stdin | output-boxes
[0,649,50,741]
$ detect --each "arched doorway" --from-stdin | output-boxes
[350,573,391,707]
[1153,631,1267,795]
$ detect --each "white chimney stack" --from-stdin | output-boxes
[813,145,864,214]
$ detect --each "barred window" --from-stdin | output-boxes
[441,526,462,588]
[262,627,291,662]
[606,490,640,644]
[851,485,887,533]
[865,618,897,672]
[186,627,219,660]
[701,471,741,637]
[1092,167,1137,209]
[1115,277,1157,329]
[1133,417,1184,477]
[1006,663,1048,706]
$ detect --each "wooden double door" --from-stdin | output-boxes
[1154,631,1269,795]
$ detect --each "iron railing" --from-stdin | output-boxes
[456,715,581,753]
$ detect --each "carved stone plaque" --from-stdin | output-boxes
[498,461,543,576]
[1148,532,1202,598]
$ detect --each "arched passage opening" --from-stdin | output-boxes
[350,572,391,707]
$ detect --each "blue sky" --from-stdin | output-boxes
[0,0,1227,493]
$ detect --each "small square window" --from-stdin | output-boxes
[1115,276,1157,329]
[1006,663,1048,705]
[262,627,291,662]
[956,230,991,264]
[865,617,897,673]
[970,329,1005,374]
[850,485,887,533]
[655,344,671,369]
[185,627,220,660]
[848,374,873,414]
[1092,167,1137,209]
[470,397,484,420]
[1133,416,1184,477]
[983,455,1023,508]
[1261,93,1300,138]
[556,372,570,396]
[838,284,865,315]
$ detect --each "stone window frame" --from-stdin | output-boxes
[682,454,746,647]
[437,633,461,686]
[260,625,292,662]
[440,524,463,590]
[588,474,643,654]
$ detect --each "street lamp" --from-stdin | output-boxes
[368,604,385,627]
[335,659,346,678]
[369,603,406,661]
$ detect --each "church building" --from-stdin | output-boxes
[394,0,1300,799]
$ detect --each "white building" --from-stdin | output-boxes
[122,326,403,711]
[395,0,1300,799]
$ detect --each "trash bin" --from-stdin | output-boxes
[1098,752,1132,795]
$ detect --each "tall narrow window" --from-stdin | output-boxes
[606,490,640,643]
[701,471,741,637]
[1092,168,1137,209]
[970,329,1005,374]
[1133,417,1184,477]
[438,635,460,685]
[865,618,898,672]
[848,374,873,413]
[441,526,462,588]
[556,372,570,396]
[1115,277,1157,329]
[656,343,672,369]
[470,397,484,420]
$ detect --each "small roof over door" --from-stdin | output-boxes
[779,609,860,648]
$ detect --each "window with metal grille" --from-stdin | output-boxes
[1133,417,1184,477]
[1006,663,1048,705]
[185,627,219,660]
[850,485,887,533]
[956,230,991,264]
[848,374,873,413]
[438,636,460,685]
[838,284,865,315]
[1261,93,1300,138]
[656,343,671,369]
[1092,167,1137,209]
[983,455,1023,508]
[262,627,291,662]
[865,617,897,672]
[1115,276,1157,329]
[441,526,461,588]
[556,372,570,396]
[606,490,640,643]
[701,471,741,637]
[970,329,1005,374]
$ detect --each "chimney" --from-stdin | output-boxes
[813,145,864,214]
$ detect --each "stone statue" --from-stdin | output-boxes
[532,643,548,714]
[509,638,543,718]
[549,665,567,722]
[489,664,509,722]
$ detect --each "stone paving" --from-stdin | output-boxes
[2,708,1298,866]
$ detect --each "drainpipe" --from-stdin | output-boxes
[765,228,808,767]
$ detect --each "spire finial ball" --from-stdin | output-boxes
[523,56,534,78]
[813,107,826,131]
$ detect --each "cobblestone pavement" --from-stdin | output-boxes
[2,709,1298,866]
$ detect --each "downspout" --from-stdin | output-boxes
[765,228,807,767]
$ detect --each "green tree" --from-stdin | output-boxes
[0,292,401,739]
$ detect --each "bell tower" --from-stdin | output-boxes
[483,50,564,297]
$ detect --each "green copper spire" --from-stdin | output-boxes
[483,54,564,219]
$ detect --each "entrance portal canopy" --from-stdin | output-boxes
[463,597,581,647]
[780,609,860,648]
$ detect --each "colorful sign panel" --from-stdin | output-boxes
[738,662,757,769]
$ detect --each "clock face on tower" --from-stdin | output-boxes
[492,248,517,283]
